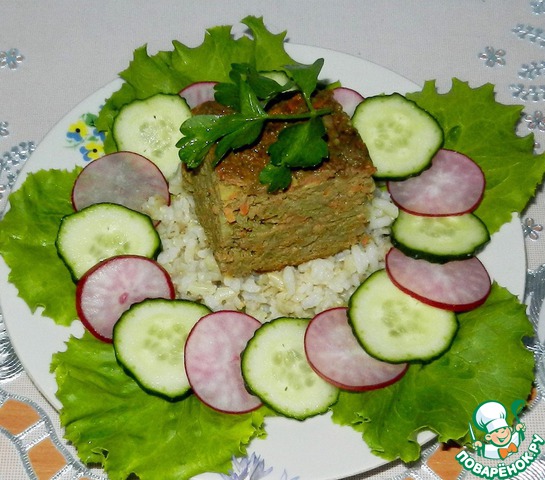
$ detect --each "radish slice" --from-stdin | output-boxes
[387,149,485,216]
[184,311,263,413]
[72,151,170,212]
[76,255,175,342]
[179,81,218,109]
[385,248,491,312]
[332,87,364,117]
[304,307,407,391]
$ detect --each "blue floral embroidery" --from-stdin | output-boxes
[0,142,35,204]
[523,110,545,130]
[479,46,506,67]
[221,454,272,480]
[519,60,545,79]
[66,113,105,162]
[531,0,545,15]
[523,217,543,240]
[0,48,24,69]
[1,142,35,167]
[278,472,298,480]
[220,454,299,480]
[0,122,8,138]
[509,83,545,101]
[512,24,545,47]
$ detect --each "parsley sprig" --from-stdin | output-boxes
[177,59,331,191]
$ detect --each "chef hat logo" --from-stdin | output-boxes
[473,401,509,434]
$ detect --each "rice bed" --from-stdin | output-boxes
[145,174,398,323]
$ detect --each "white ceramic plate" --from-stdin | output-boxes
[0,44,526,480]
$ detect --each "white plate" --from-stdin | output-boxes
[0,44,526,480]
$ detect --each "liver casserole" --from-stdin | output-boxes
[183,89,376,277]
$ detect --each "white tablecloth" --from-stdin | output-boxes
[3,1,545,479]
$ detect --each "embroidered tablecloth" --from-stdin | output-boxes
[3,1,545,479]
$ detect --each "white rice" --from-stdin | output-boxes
[144,173,398,322]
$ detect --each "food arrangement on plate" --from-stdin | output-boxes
[0,15,544,480]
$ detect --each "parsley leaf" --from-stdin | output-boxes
[268,117,328,168]
[258,117,327,192]
[258,164,293,191]
[215,63,293,110]
[177,115,230,168]
[214,117,265,162]
[178,60,331,191]
[237,77,267,116]
[285,58,324,106]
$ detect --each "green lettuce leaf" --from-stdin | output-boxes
[96,15,296,154]
[330,283,535,462]
[0,168,80,325]
[408,79,545,235]
[52,331,270,480]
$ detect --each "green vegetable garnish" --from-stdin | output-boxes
[52,331,270,479]
[0,16,543,480]
[0,168,80,325]
[177,59,331,191]
[95,16,296,153]
[408,79,545,236]
[331,283,534,462]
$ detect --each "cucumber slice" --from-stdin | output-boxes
[352,93,443,179]
[241,317,339,420]
[113,94,192,180]
[261,70,291,87]
[113,298,211,399]
[348,270,458,363]
[391,210,490,262]
[56,202,161,280]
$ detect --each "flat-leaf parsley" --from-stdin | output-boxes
[177,59,331,191]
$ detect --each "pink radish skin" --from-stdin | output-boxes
[71,151,170,213]
[76,255,175,343]
[184,311,263,414]
[179,81,218,109]
[332,87,365,117]
[387,149,485,216]
[304,307,408,391]
[385,248,491,312]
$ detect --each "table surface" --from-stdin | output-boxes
[3,1,545,479]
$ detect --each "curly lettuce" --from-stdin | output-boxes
[96,15,296,153]
[330,283,534,462]
[408,79,545,235]
[52,331,269,479]
[0,168,80,325]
